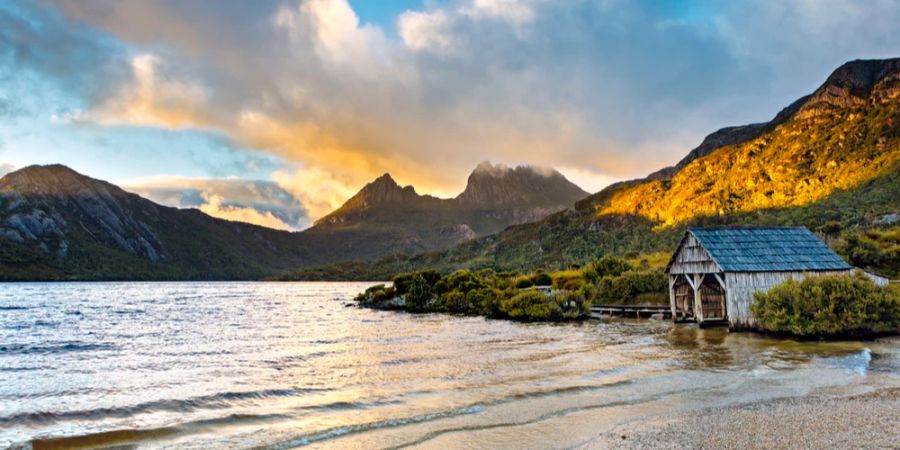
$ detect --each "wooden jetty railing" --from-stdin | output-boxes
[590,304,671,319]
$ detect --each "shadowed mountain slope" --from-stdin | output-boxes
[0,162,587,280]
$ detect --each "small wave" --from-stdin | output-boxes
[485,379,634,406]
[293,397,403,413]
[266,404,484,449]
[0,342,117,356]
[0,306,27,311]
[0,365,47,373]
[0,387,333,427]
[387,388,693,449]
[23,413,290,450]
[27,426,178,450]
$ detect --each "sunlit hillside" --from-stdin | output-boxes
[600,98,899,226]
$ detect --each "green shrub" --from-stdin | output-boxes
[405,275,432,313]
[751,274,900,337]
[549,290,591,319]
[442,290,468,314]
[584,256,633,282]
[531,272,553,286]
[466,288,503,317]
[356,284,386,302]
[393,270,441,294]
[592,270,667,305]
[434,270,484,294]
[501,290,562,321]
[552,270,585,291]
[514,277,534,288]
[838,233,883,268]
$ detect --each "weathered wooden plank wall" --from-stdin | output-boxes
[668,233,720,275]
[725,270,850,328]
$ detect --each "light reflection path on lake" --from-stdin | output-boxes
[0,282,896,449]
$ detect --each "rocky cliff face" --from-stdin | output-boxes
[314,173,432,226]
[0,165,165,261]
[0,165,321,280]
[798,58,900,116]
[457,161,589,210]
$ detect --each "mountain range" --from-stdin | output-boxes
[1,58,898,281]
[0,160,586,280]
[283,57,900,280]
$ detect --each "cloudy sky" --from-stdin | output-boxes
[1,0,898,230]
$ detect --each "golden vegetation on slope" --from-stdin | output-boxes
[600,99,900,227]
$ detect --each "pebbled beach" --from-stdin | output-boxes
[583,385,900,449]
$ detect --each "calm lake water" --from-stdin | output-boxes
[1,282,898,449]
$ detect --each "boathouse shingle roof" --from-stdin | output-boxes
[688,227,852,272]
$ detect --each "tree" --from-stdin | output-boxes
[405,275,432,313]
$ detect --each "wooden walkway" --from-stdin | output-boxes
[590,304,671,320]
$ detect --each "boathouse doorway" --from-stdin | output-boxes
[699,277,726,320]
[672,276,693,320]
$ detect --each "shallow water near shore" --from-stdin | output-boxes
[1,282,897,449]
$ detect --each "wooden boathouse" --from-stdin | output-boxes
[666,227,852,329]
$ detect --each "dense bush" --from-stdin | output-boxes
[393,270,441,295]
[514,277,534,288]
[501,290,562,321]
[751,274,900,337]
[549,290,592,319]
[405,275,432,313]
[355,257,656,321]
[592,270,668,305]
[584,256,633,282]
[441,290,468,314]
[466,288,503,317]
[434,270,484,294]
[531,272,553,286]
[552,270,585,291]
[837,229,900,278]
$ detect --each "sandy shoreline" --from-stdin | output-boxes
[582,386,900,449]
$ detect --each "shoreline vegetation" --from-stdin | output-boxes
[356,254,900,337]
[752,274,900,338]
[355,255,669,322]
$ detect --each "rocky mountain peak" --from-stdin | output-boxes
[312,173,424,226]
[0,164,129,200]
[799,57,900,116]
[457,162,587,208]
[355,173,420,204]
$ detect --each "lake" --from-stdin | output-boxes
[1,282,897,449]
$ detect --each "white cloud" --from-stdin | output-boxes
[90,53,211,129]
[272,166,358,220]
[20,0,900,222]
[398,10,454,51]
[198,192,295,231]
[276,0,387,67]
[464,0,536,24]
[126,177,310,230]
